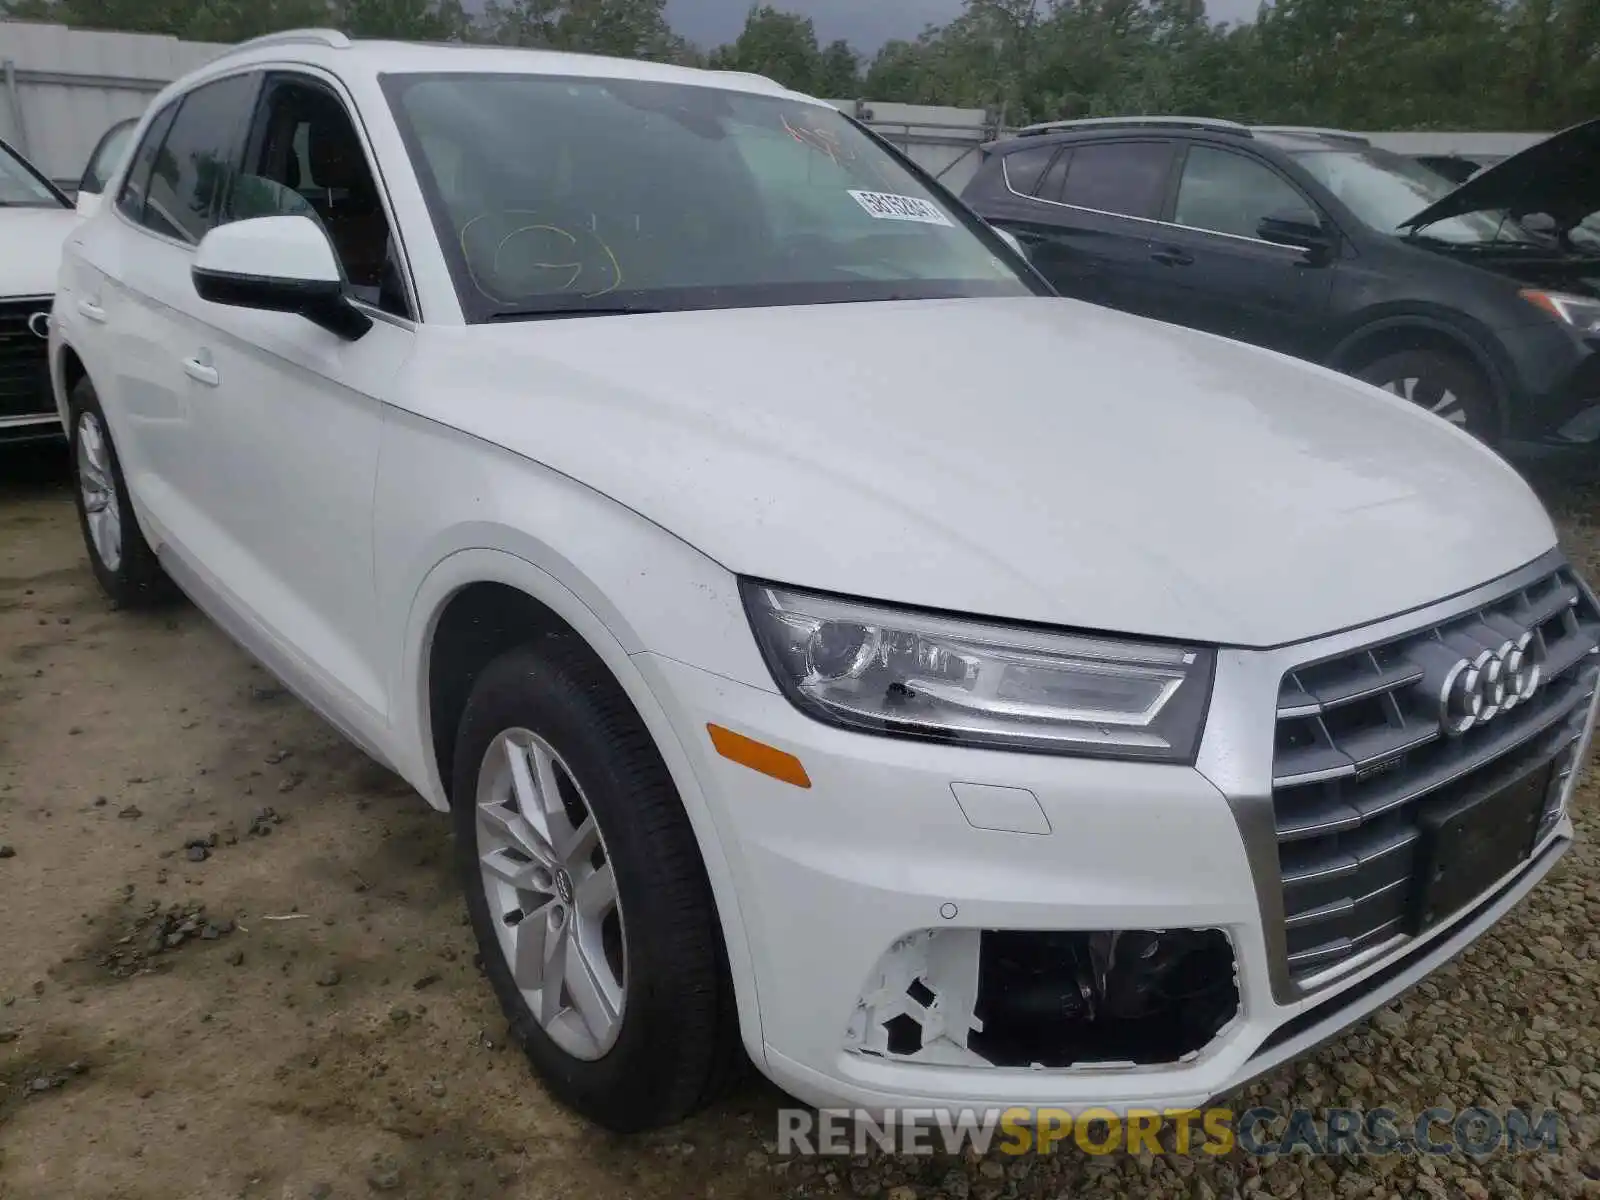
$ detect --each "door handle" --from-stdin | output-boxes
[76,299,107,323]
[1150,247,1195,267]
[182,356,220,387]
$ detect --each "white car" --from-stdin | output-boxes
[51,30,1598,1131]
[0,135,82,444]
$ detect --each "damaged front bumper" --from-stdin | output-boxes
[635,592,1584,1115]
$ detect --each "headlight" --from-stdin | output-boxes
[1520,288,1600,336]
[740,581,1215,761]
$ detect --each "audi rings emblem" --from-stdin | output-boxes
[1415,619,1544,737]
[26,311,50,340]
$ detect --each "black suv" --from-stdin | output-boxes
[962,116,1600,470]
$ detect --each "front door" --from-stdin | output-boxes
[1143,143,1337,357]
[170,70,416,721]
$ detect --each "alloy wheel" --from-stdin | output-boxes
[475,728,627,1061]
[76,410,123,572]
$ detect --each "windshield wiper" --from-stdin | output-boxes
[486,303,666,323]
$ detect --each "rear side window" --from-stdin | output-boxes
[1058,141,1172,219]
[1037,149,1071,201]
[137,72,260,245]
[1001,145,1056,196]
[115,103,178,223]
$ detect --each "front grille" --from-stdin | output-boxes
[0,298,54,421]
[1271,563,1600,981]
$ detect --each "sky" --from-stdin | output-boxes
[664,0,1261,52]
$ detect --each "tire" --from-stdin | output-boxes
[67,376,174,608]
[1354,348,1498,442]
[450,635,740,1131]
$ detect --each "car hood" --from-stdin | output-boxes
[1403,117,1600,230]
[409,296,1556,648]
[0,205,80,298]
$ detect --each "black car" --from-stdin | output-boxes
[962,116,1600,469]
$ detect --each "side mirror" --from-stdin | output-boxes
[1256,210,1334,258]
[76,192,102,218]
[191,215,371,340]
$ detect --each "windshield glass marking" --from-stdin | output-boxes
[381,72,1037,321]
[849,190,954,226]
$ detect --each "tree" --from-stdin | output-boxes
[481,0,679,59]
[334,0,469,40]
[707,5,821,92]
[0,0,1581,133]
[484,0,675,57]
[814,38,860,97]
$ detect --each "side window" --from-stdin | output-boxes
[82,118,137,196]
[1058,141,1173,219]
[115,103,178,223]
[1174,146,1319,241]
[140,73,260,245]
[232,75,410,318]
[1002,145,1056,197]
[1037,149,1071,202]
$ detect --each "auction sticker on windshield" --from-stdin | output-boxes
[848,190,954,226]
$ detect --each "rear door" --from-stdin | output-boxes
[1144,143,1338,356]
[994,139,1181,320]
[71,72,262,538]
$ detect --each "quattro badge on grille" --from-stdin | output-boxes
[1414,619,1544,737]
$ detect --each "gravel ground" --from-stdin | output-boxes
[2,442,1599,1199]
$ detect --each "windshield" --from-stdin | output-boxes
[0,139,65,207]
[1291,146,1537,245]
[382,73,1037,320]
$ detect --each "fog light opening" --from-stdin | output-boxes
[844,927,1239,1069]
[969,928,1239,1068]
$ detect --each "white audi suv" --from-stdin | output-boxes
[50,30,1596,1131]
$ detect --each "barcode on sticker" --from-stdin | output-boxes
[848,190,953,226]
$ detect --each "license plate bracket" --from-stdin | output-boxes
[1406,762,1551,935]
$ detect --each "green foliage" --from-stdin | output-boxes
[1,0,1589,129]
[707,5,831,92]
[480,0,683,60]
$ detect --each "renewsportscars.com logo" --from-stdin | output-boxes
[777,1106,1566,1158]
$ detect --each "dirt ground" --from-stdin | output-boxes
[2,442,1599,1200]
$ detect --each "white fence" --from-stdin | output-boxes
[0,19,1553,194]
[0,22,225,185]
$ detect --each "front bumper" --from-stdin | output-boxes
[0,296,59,444]
[1498,321,1600,473]
[635,554,1595,1115]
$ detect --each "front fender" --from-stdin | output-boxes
[394,544,767,1064]
[1325,309,1514,427]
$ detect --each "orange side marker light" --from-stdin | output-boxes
[706,724,812,789]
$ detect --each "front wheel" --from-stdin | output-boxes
[451,636,738,1131]
[1354,348,1498,442]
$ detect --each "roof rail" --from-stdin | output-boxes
[226,28,353,55]
[1252,124,1370,145]
[1014,115,1251,138]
